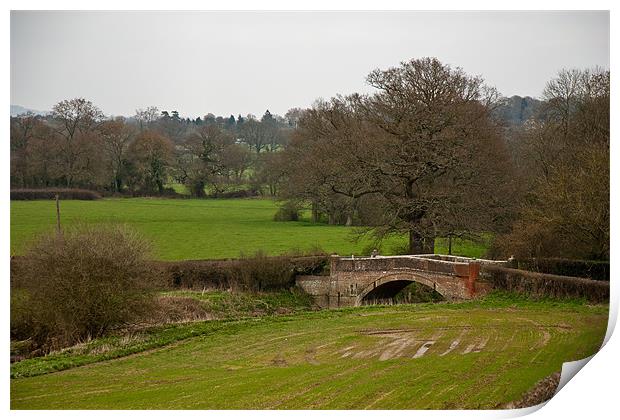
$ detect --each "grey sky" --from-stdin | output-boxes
[11,10,609,119]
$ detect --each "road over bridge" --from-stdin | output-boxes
[296,254,507,308]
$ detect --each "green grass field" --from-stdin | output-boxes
[10,198,489,260]
[10,296,607,409]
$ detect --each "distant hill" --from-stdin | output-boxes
[11,105,49,117]
[493,96,543,126]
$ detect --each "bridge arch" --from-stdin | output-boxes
[354,271,450,306]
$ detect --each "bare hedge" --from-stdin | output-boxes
[513,258,609,281]
[11,188,102,200]
[481,265,609,303]
[152,253,328,291]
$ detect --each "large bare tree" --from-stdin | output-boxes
[50,98,104,187]
[281,58,509,253]
[99,118,136,192]
[176,125,234,197]
[127,130,174,194]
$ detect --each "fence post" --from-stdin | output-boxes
[55,194,61,235]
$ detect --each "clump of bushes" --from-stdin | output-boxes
[11,188,101,200]
[11,225,155,351]
[273,201,301,222]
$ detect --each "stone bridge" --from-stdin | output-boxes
[296,254,507,308]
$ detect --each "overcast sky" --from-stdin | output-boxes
[11,10,609,118]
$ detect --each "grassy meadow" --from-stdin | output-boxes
[10,295,607,409]
[10,198,490,260]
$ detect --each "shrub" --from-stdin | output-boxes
[273,201,301,222]
[11,188,101,200]
[11,225,155,351]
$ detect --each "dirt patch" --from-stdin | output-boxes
[503,372,561,409]
[440,328,469,356]
[413,341,435,359]
[271,353,288,367]
[473,337,489,353]
[358,326,473,335]
[379,336,417,361]
[304,347,320,365]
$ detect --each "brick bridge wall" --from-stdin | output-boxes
[296,254,506,309]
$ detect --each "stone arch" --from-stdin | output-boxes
[354,271,450,306]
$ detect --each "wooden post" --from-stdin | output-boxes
[55,194,61,235]
[448,235,452,255]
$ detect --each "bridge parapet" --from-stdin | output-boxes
[331,254,486,278]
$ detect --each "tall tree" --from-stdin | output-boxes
[177,125,234,197]
[50,98,104,187]
[499,68,609,259]
[238,119,269,154]
[134,106,160,131]
[127,130,174,194]
[10,113,40,187]
[280,58,508,252]
[99,118,135,192]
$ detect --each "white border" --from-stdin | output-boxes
[3,2,616,420]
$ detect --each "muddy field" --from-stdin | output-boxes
[11,300,607,409]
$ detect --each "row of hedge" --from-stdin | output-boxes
[11,188,102,200]
[11,253,329,293]
[510,258,609,281]
[149,253,329,291]
[11,188,263,200]
[481,265,609,303]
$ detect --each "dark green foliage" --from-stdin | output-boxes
[11,188,101,200]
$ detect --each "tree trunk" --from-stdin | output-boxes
[448,235,452,255]
[311,202,319,223]
[423,237,435,254]
[408,230,424,254]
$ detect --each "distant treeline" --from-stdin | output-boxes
[10,103,300,198]
[10,57,609,262]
